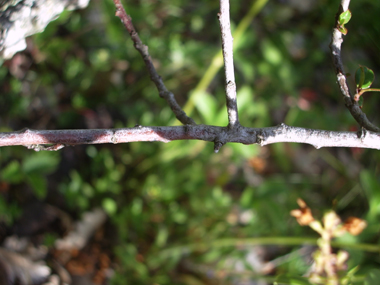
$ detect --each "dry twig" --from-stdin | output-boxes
[329,0,380,132]
[113,0,196,126]
[1,124,380,150]
[218,0,240,129]
[1,0,380,150]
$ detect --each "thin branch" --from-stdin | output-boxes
[329,0,380,132]
[112,0,196,126]
[218,0,240,128]
[181,0,268,118]
[1,124,380,150]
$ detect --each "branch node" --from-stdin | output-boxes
[19,127,31,134]
[227,80,235,90]
[256,132,265,146]
[26,144,65,151]
[111,131,118,144]
[158,91,166,98]
[184,124,191,134]
[214,141,224,153]
[277,123,287,132]
[26,144,40,151]
[357,127,367,140]
[228,121,241,130]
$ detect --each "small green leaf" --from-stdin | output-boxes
[22,152,59,175]
[362,67,375,89]
[275,275,314,285]
[339,10,352,26]
[338,26,348,35]
[1,160,23,183]
[358,95,364,107]
[27,173,47,199]
[155,226,169,247]
[355,66,365,89]
[193,90,217,124]
[366,269,380,285]
[102,198,117,216]
[355,65,375,89]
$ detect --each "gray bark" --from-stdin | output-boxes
[0,0,90,60]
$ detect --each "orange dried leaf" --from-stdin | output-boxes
[343,217,367,235]
[297,198,307,208]
[290,207,315,226]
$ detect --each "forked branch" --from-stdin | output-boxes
[1,0,380,150]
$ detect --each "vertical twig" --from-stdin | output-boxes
[113,0,196,126]
[329,0,380,132]
[218,0,240,129]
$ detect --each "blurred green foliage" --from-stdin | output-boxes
[1,0,380,284]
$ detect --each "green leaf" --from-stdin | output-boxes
[0,196,21,225]
[355,66,364,89]
[155,226,169,247]
[22,152,60,175]
[337,10,351,35]
[339,10,352,26]
[360,170,380,222]
[362,67,375,89]
[193,90,217,124]
[366,269,380,285]
[240,187,255,208]
[27,173,47,199]
[358,95,364,106]
[102,198,117,216]
[355,65,375,89]
[275,275,313,285]
[338,26,348,35]
[1,160,23,183]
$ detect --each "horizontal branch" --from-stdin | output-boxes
[1,124,380,150]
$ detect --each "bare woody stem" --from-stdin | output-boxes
[1,124,380,150]
[112,0,196,126]
[4,1,380,152]
[329,0,380,132]
[218,0,240,128]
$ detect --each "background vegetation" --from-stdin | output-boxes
[1,0,380,284]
